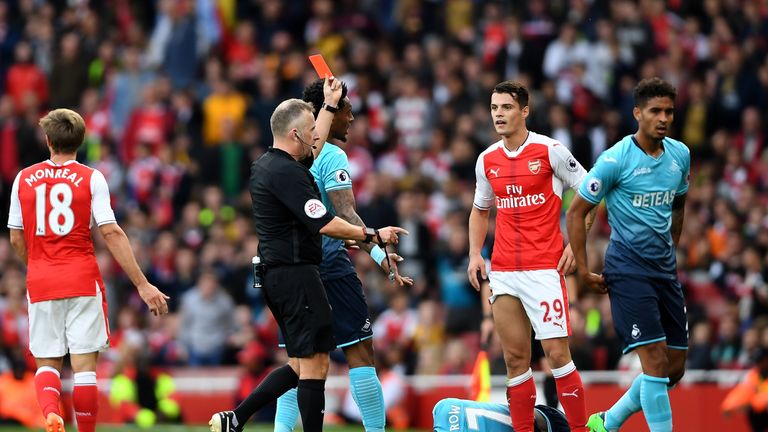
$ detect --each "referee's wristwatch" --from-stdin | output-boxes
[361,227,378,244]
[322,102,339,113]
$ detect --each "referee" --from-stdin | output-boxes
[210,78,406,432]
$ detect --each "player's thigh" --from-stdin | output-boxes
[28,298,68,358]
[264,265,335,358]
[488,276,532,369]
[514,270,570,340]
[324,274,373,352]
[606,274,665,354]
[658,278,689,351]
[66,289,110,355]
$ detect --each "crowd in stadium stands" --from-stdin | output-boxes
[1,0,768,410]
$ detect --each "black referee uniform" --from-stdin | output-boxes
[250,147,337,358]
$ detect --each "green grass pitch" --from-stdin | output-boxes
[0,425,426,431]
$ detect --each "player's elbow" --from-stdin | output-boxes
[98,222,125,242]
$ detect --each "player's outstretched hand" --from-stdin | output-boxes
[579,272,608,294]
[137,282,170,316]
[382,253,414,287]
[375,226,409,245]
[558,244,577,275]
[467,254,487,291]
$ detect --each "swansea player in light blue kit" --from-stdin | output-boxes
[566,78,689,432]
[433,398,570,432]
[269,79,413,432]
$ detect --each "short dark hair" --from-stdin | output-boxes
[39,109,86,154]
[493,80,529,108]
[534,405,570,432]
[634,77,677,107]
[302,79,348,118]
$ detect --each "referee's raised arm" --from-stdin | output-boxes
[210,97,406,432]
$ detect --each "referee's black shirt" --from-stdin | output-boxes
[250,147,335,267]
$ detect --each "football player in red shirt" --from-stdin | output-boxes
[7,109,169,432]
[467,81,596,432]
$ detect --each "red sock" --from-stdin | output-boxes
[506,369,536,432]
[34,367,62,418]
[553,362,588,432]
[73,372,99,432]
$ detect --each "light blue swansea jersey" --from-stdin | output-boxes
[433,399,513,432]
[432,399,557,432]
[309,142,356,280]
[578,135,690,279]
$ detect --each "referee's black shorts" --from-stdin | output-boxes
[263,264,336,358]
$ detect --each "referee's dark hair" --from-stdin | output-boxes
[303,79,348,118]
[634,77,677,108]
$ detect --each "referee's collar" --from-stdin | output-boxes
[268,147,294,160]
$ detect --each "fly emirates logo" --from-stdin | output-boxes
[496,184,546,209]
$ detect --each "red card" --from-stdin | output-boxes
[308,54,333,79]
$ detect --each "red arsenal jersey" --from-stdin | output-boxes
[473,132,586,271]
[7,160,116,302]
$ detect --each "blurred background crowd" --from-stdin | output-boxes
[1,0,768,425]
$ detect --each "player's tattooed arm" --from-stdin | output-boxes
[328,188,414,286]
[585,207,598,233]
[671,193,686,247]
[328,189,373,253]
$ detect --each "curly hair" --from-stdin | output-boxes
[634,77,677,108]
[302,78,348,118]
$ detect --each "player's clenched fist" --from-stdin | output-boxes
[577,272,608,294]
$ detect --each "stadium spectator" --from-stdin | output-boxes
[178,269,236,366]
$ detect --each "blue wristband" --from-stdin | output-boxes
[370,245,386,267]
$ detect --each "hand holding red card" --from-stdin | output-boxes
[309,54,333,79]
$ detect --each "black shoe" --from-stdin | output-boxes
[209,411,243,432]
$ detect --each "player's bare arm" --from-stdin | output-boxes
[558,207,598,275]
[312,77,343,158]
[566,194,607,294]
[468,206,490,291]
[9,229,27,264]
[98,222,170,315]
[328,188,413,286]
[671,194,686,247]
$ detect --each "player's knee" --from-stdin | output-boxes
[640,345,670,376]
[542,344,571,369]
[344,340,375,368]
[668,365,685,386]
[503,349,530,374]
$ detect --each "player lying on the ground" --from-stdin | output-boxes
[433,398,570,432]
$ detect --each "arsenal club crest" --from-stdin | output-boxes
[528,159,541,174]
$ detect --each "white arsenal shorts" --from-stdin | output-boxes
[28,284,110,358]
[488,269,571,340]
